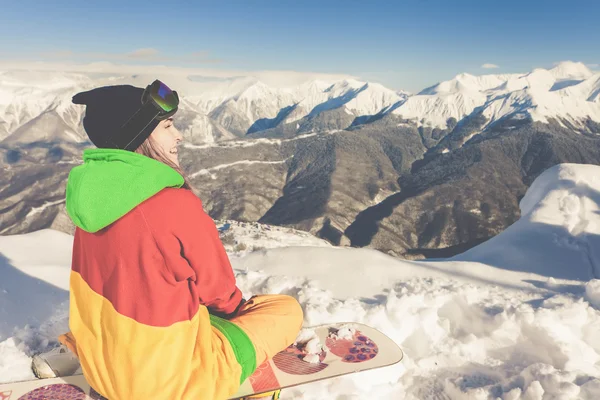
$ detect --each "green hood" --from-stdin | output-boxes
[66,148,184,233]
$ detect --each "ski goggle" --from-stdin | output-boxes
[141,79,179,120]
[112,79,180,150]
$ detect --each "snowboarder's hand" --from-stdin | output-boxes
[232,297,247,317]
[211,297,247,320]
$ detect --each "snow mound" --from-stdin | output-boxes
[586,280,600,309]
[0,338,35,383]
[331,324,357,340]
[293,328,328,363]
[454,164,600,281]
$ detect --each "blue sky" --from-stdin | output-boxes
[1,0,599,92]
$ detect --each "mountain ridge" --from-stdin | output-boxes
[2,61,598,147]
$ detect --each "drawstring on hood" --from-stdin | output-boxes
[66,148,184,233]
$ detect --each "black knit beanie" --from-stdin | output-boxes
[72,85,160,151]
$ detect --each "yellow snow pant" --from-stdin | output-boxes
[230,294,304,367]
[59,294,303,388]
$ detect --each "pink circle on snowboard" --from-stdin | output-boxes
[18,384,87,400]
[273,345,328,375]
[325,330,378,363]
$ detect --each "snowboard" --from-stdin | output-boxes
[0,323,403,400]
[230,322,403,399]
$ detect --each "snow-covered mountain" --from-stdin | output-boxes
[0,70,92,142]
[0,67,408,145]
[393,61,600,130]
[0,61,598,148]
[1,163,600,398]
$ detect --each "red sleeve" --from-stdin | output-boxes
[173,189,243,316]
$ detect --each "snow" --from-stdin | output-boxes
[294,328,320,346]
[215,220,333,254]
[2,163,600,399]
[342,82,407,117]
[291,328,329,363]
[215,80,297,126]
[331,325,357,340]
[25,199,66,219]
[549,61,593,81]
[0,65,401,144]
[0,338,35,382]
[393,61,600,130]
[301,353,321,364]
[419,72,517,95]
[182,131,319,150]
[284,79,406,124]
[586,280,600,309]
[0,229,73,291]
[189,157,293,179]
[393,91,488,129]
[558,74,600,103]
[453,164,600,280]
[0,66,337,144]
[1,60,598,147]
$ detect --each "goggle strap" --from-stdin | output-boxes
[105,103,144,148]
[122,109,161,150]
[118,102,145,131]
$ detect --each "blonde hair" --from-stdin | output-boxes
[134,135,193,191]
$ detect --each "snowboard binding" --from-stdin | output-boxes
[241,389,281,400]
[31,344,82,379]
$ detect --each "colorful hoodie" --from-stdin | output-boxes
[65,148,256,400]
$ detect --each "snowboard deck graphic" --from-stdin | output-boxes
[0,323,403,399]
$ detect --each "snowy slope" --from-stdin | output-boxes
[1,163,600,398]
[286,79,407,122]
[393,61,600,130]
[208,80,298,133]
[391,90,488,128]
[558,73,600,103]
[214,219,333,253]
[0,230,72,383]
[0,70,93,141]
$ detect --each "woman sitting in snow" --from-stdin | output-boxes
[33,80,303,400]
